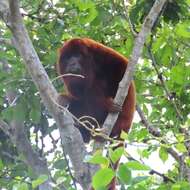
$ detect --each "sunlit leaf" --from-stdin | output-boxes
[126,161,150,170]
[32,175,48,189]
[109,147,124,163]
[175,21,190,38]
[159,147,168,162]
[92,168,115,189]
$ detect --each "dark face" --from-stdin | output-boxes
[59,52,95,98]
[64,56,83,75]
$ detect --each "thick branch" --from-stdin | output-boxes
[1,0,91,188]
[1,58,53,190]
[102,0,168,136]
[0,118,52,190]
[93,0,168,144]
[92,0,168,176]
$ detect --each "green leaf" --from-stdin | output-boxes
[92,168,115,189]
[17,183,28,190]
[74,0,94,10]
[56,177,66,185]
[80,8,98,24]
[117,164,131,184]
[176,134,185,142]
[125,161,150,170]
[132,176,149,185]
[124,35,134,56]
[75,0,98,24]
[30,96,41,123]
[175,21,190,38]
[54,159,67,170]
[143,104,148,115]
[44,51,57,65]
[12,183,29,190]
[136,128,149,140]
[171,181,190,190]
[120,130,128,140]
[152,35,166,53]
[1,107,13,121]
[185,158,190,167]
[161,45,172,66]
[175,143,187,153]
[12,163,27,177]
[13,102,27,122]
[30,110,41,123]
[159,147,168,162]
[85,154,109,168]
[32,175,48,188]
[171,184,181,190]
[156,184,170,190]
[170,65,186,85]
[109,147,124,163]
[0,159,3,170]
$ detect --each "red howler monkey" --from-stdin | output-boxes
[57,38,135,143]
[57,38,136,190]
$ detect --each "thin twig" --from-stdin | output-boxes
[146,44,183,121]
[136,105,161,137]
[122,0,138,36]
[61,142,78,189]
[149,169,175,183]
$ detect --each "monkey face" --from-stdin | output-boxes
[57,39,96,98]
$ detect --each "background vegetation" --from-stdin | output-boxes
[0,0,190,189]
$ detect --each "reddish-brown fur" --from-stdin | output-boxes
[57,38,136,189]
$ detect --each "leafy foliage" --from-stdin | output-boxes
[0,0,190,189]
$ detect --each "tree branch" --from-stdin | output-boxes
[103,0,168,137]
[91,0,168,176]
[136,105,161,137]
[1,56,53,190]
[136,103,190,182]
[146,43,183,120]
[93,0,167,145]
[0,0,92,189]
